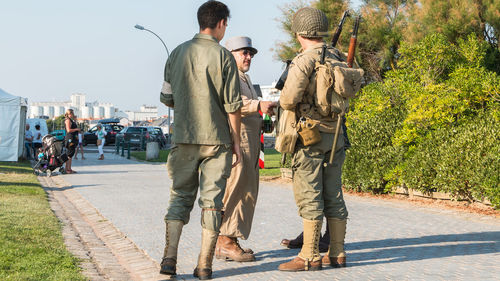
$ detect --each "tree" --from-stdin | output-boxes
[274,0,309,62]
[357,0,412,81]
[405,0,500,73]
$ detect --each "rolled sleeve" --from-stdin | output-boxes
[224,100,243,113]
[241,96,260,115]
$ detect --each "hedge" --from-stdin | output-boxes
[343,33,500,208]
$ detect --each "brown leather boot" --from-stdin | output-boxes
[279,219,322,271]
[193,228,218,280]
[278,256,322,271]
[323,217,347,268]
[159,220,183,275]
[215,235,255,262]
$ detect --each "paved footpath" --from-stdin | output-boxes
[54,148,500,280]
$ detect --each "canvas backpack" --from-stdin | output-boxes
[313,51,365,117]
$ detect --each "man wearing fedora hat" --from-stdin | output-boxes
[215,36,277,262]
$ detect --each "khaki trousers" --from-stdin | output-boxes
[292,132,348,221]
[219,117,261,239]
[165,143,232,232]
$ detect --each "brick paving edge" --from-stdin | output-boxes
[39,175,165,281]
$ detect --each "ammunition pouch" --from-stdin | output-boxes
[275,109,298,153]
[297,117,321,146]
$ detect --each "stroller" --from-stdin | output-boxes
[33,134,69,176]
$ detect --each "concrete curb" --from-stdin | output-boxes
[39,175,163,281]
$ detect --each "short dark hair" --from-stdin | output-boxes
[197,1,230,30]
[35,124,40,130]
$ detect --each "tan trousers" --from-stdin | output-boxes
[219,116,261,239]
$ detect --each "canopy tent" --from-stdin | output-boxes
[0,88,27,161]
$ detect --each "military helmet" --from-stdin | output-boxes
[291,7,329,38]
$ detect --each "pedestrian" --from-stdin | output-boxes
[277,7,363,271]
[158,1,242,279]
[24,124,33,160]
[74,131,86,160]
[64,109,80,174]
[214,36,276,262]
[32,124,43,159]
[95,124,106,160]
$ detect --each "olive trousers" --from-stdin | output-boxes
[292,132,348,221]
[165,143,232,232]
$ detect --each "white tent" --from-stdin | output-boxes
[0,88,28,161]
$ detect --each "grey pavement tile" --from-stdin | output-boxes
[61,151,500,280]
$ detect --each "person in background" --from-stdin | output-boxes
[24,124,33,160]
[64,109,80,173]
[74,130,85,160]
[32,124,43,159]
[95,124,106,160]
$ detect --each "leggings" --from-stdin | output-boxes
[98,139,105,155]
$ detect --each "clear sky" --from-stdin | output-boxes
[0,0,361,115]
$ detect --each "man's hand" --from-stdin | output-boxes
[228,109,242,168]
[260,101,278,116]
[232,142,242,167]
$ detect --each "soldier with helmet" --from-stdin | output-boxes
[277,7,359,271]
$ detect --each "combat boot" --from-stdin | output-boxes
[215,235,255,262]
[279,219,322,271]
[280,232,303,249]
[159,220,183,275]
[322,217,347,268]
[193,228,219,280]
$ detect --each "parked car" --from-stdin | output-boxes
[83,123,124,146]
[49,129,66,141]
[150,127,168,148]
[115,126,167,149]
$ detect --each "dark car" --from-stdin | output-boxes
[150,127,168,148]
[115,126,167,149]
[83,124,124,146]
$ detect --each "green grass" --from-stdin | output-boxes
[130,150,170,162]
[130,148,284,177]
[260,148,283,177]
[0,161,85,281]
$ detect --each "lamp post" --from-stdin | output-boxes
[134,24,172,139]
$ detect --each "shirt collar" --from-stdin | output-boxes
[304,42,326,52]
[194,33,218,43]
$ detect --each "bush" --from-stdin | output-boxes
[343,33,500,208]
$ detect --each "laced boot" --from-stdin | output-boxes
[193,228,219,280]
[278,219,322,271]
[215,235,255,262]
[322,217,347,268]
[280,232,303,249]
[159,220,184,275]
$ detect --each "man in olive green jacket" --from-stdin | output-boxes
[158,1,242,280]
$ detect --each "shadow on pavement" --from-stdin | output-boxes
[346,231,500,267]
[43,184,100,191]
[192,232,500,279]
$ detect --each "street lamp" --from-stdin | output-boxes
[134,24,172,139]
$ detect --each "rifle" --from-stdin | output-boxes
[328,15,361,165]
[275,10,351,91]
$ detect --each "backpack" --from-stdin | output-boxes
[314,50,364,116]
